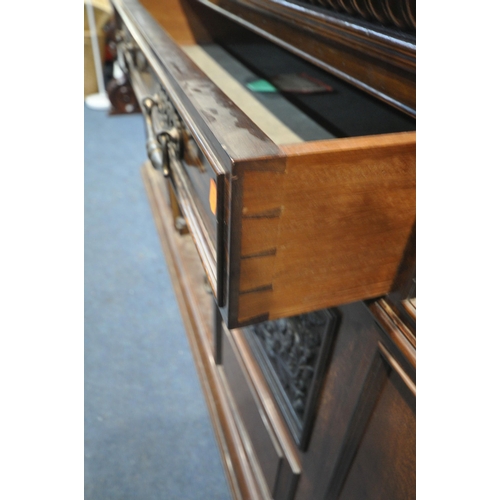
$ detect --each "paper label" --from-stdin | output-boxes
[209,179,217,215]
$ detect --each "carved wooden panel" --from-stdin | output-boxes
[291,0,416,31]
[244,309,338,450]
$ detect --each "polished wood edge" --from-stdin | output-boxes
[216,362,273,499]
[281,130,416,155]
[384,293,416,334]
[378,299,416,347]
[240,0,415,69]
[401,298,416,320]
[223,167,243,328]
[114,0,230,175]
[221,331,302,497]
[141,161,265,500]
[114,0,283,164]
[170,157,219,300]
[214,301,223,364]
[224,325,302,475]
[181,43,303,146]
[378,341,416,395]
[367,299,416,370]
[216,173,226,306]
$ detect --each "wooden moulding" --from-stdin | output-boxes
[141,160,301,499]
[368,298,416,372]
[141,160,263,500]
[221,324,301,498]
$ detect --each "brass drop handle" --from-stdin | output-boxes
[142,97,176,178]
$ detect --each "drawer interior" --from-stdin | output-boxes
[181,43,332,144]
[139,0,415,145]
[182,35,416,145]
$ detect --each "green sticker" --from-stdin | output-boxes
[246,79,278,93]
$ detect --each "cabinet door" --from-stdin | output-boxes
[327,341,415,500]
[324,304,416,500]
[292,300,415,500]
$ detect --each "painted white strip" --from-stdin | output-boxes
[182,44,303,145]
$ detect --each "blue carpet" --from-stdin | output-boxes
[84,106,231,500]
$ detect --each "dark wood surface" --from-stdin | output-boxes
[194,0,415,115]
[116,0,283,169]
[294,301,415,499]
[222,325,297,498]
[117,0,416,497]
[216,34,415,138]
[141,160,416,500]
[115,1,416,327]
[142,160,301,499]
[295,0,416,31]
[142,161,259,499]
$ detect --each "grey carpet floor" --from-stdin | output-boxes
[84,105,231,500]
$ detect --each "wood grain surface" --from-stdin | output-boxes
[234,132,415,324]
[139,0,213,44]
[116,1,416,498]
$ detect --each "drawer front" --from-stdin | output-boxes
[117,22,226,305]
[113,0,416,329]
[221,325,300,499]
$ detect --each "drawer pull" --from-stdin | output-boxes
[142,97,170,177]
[142,96,180,178]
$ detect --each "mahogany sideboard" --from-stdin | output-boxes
[109,0,416,497]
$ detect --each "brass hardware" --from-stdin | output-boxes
[141,92,185,178]
[140,86,205,178]
[182,129,205,173]
[174,216,187,232]
[142,97,170,177]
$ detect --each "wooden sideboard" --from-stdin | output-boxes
[110,0,416,498]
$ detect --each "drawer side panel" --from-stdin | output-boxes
[270,132,416,319]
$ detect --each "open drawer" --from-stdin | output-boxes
[112,0,416,329]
